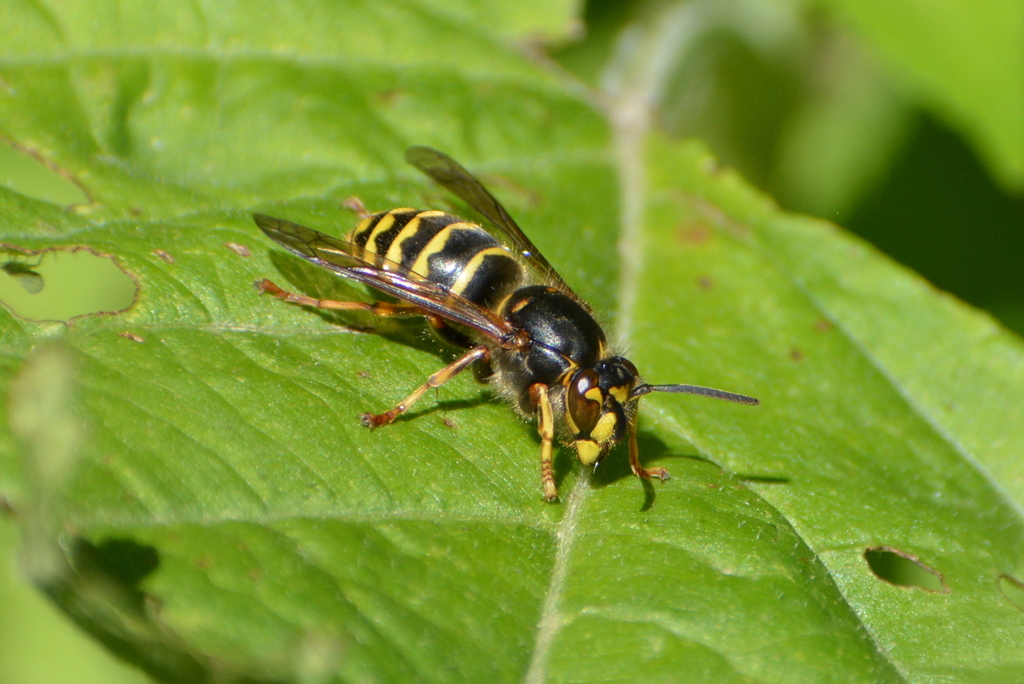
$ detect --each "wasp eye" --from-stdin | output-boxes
[567,369,602,436]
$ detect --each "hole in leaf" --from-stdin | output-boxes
[0,142,89,206]
[864,546,948,592]
[224,241,251,257]
[74,538,160,590]
[0,247,136,322]
[51,537,208,683]
[999,574,1024,611]
[735,473,790,485]
[65,537,160,618]
[152,249,175,264]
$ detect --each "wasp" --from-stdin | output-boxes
[254,146,758,502]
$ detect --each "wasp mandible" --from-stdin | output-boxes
[254,147,758,501]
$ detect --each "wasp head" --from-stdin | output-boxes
[564,356,642,467]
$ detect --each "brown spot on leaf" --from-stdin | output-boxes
[999,574,1024,611]
[225,242,251,257]
[676,223,711,245]
[373,88,404,106]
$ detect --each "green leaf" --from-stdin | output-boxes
[0,517,151,684]
[771,31,913,219]
[817,0,1024,190]
[2,2,1023,683]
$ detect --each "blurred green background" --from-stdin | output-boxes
[553,0,1024,335]
[2,0,1022,681]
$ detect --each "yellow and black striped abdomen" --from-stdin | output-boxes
[349,209,523,307]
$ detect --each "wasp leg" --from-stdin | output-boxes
[257,279,422,316]
[425,315,476,349]
[361,346,490,428]
[529,383,558,502]
[342,195,371,218]
[628,415,669,482]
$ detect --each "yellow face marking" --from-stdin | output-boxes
[584,387,603,402]
[590,411,617,444]
[450,246,510,295]
[575,439,601,466]
[383,210,447,267]
[609,386,630,404]
[409,222,477,277]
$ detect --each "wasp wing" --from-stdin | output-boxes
[254,213,519,346]
[404,146,591,311]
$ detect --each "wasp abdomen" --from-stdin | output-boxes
[350,208,420,258]
[351,209,522,308]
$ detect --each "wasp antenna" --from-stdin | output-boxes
[632,384,759,406]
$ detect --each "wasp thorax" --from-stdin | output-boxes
[566,357,640,466]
